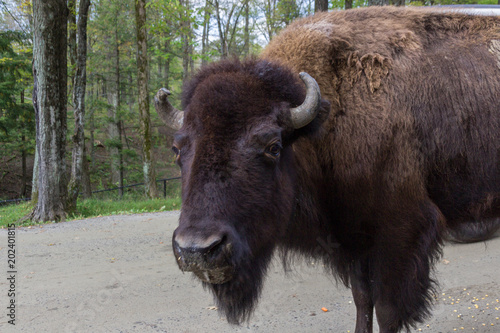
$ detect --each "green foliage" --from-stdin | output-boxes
[0,30,33,159]
[0,201,31,227]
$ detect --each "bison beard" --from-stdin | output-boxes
[203,244,274,324]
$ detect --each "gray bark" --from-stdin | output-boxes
[314,0,328,12]
[201,0,210,66]
[180,0,192,80]
[20,91,28,198]
[106,23,124,192]
[67,0,91,211]
[68,0,77,100]
[31,0,69,222]
[244,1,249,56]
[136,0,158,198]
[368,0,390,5]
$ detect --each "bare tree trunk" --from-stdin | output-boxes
[135,0,158,198]
[31,127,39,202]
[244,1,249,56]
[21,135,27,197]
[164,40,171,87]
[106,24,124,193]
[20,90,28,198]
[68,0,77,101]
[263,0,279,42]
[314,0,328,12]
[368,0,390,5]
[31,0,69,222]
[107,90,123,192]
[89,106,95,170]
[345,0,353,9]
[214,0,227,58]
[80,143,92,198]
[201,0,210,66]
[180,0,192,80]
[67,0,91,211]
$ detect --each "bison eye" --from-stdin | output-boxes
[265,142,282,158]
[172,146,180,156]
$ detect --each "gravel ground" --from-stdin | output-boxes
[0,211,499,333]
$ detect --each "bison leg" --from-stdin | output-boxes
[350,259,374,333]
[372,200,445,333]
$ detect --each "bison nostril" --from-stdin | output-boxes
[204,235,225,254]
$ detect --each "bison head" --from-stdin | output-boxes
[155,59,329,324]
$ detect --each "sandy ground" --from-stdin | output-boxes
[0,211,499,333]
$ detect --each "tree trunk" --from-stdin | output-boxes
[89,106,95,170]
[106,24,124,193]
[201,0,210,66]
[31,0,69,222]
[164,40,171,88]
[80,143,92,198]
[314,0,328,12]
[31,62,39,204]
[345,0,353,9]
[107,90,123,192]
[244,1,249,56]
[368,0,390,5]
[180,0,192,80]
[68,0,77,101]
[214,0,227,58]
[67,0,91,212]
[20,90,28,198]
[21,135,27,197]
[135,0,158,198]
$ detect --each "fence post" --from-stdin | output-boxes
[163,179,167,198]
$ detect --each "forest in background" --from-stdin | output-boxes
[0,0,498,220]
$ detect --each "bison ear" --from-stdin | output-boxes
[154,88,184,131]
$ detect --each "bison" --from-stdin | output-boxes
[154,7,500,333]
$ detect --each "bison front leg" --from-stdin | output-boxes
[350,258,374,333]
[372,200,445,333]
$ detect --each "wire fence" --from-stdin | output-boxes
[0,177,181,207]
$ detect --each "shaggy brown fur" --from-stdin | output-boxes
[162,7,500,333]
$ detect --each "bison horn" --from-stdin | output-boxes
[154,88,184,131]
[290,72,322,129]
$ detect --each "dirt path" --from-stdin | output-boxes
[0,212,499,332]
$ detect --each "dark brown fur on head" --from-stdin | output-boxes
[174,58,329,324]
